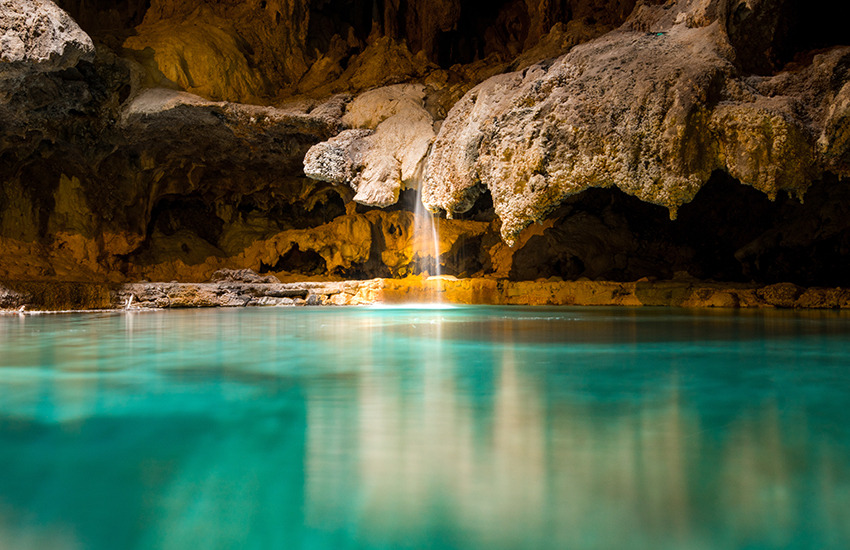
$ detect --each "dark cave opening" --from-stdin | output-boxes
[54,0,151,34]
[335,220,393,279]
[509,172,850,286]
[147,195,223,245]
[773,0,848,69]
[268,191,347,230]
[436,0,526,67]
[727,0,849,74]
[442,234,486,278]
[456,187,498,222]
[260,244,328,275]
[307,0,376,56]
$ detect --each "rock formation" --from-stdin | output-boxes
[422,2,849,245]
[304,84,436,207]
[0,0,93,75]
[1,0,848,300]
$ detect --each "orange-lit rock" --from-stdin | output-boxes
[125,0,312,100]
[123,12,271,103]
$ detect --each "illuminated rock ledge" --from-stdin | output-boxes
[1,278,848,312]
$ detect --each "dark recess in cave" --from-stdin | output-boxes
[442,234,486,277]
[55,0,151,34]
[456,188,497,222]
[437,0,525,67]
[335,220,393,279]
[260,244,328,275]
[509,171,850,286]
[148,196,223,244]
[268,191,347,229]
[774,0,848,68]
[307,0,375,55]
[728,0,849,74]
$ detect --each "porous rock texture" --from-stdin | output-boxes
[0,0,93,75]
[304,84,436,207]
[422,0,850,245]
[1,0,849,302]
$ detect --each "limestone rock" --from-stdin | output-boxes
[299,36,440,97]
[0,41,345,283]
[303,129,376,194]
[209,269,280,284]
[304,84,436,207]
[0,283,28,308]
[758,282,805,308]
[123,8,269,103]
[0,0,93,76]
[423,0,850,245]
[124,0,311,101]
[2,0,849,289]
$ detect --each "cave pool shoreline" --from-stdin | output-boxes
[1,277,849,313]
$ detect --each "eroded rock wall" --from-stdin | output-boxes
[1,0,848,289]
[422,0,850,245]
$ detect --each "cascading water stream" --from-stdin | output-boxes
[412,174,442,303]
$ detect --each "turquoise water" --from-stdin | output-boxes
[1,306,849,550]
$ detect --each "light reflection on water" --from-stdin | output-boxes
[1,307,849,549]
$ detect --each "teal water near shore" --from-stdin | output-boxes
[1,306,849,549]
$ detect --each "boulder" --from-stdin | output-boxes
[0,0,93,77]
[304,84,436,207]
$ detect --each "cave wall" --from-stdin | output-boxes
[1,0,848,287]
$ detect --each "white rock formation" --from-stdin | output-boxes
[0,0,93,75]
[304,83,436,207]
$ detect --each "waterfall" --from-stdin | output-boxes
[413,185,441,278]
[411,174,442,303]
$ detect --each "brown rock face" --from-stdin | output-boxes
[1,0,849,291]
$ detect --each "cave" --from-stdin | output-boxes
[1,0,848,292]
[727,0,849,74]
[261,243,328,275]
[508,172,850,286]
[3,0,850,547]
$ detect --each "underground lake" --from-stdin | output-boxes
[1,306,849,550]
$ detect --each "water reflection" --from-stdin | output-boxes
[0,308,849,549]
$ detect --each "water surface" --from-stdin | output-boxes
[1,306,849,549]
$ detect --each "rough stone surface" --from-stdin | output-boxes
[0,0,93,76]
[304,84,436,207]
[3,278,849,312]
[1,0,849,291]
[124,0,311,101]
[758,282,806,308]
[0,64,346,282]
[209,268,280,284]
[423,1,850,244]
